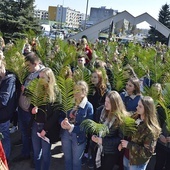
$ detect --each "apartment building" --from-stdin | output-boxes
[34,10,48,20]
[48,5,81,28]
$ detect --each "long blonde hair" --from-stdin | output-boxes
[40,67,57,103]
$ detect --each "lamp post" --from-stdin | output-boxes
[84,0,89,30]
[60,0,64,29]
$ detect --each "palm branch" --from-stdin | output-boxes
[111,65,127,92]
[4,39,28,84]
[25,78,49,107]
[119,116,137,138]
[162,83,170,107]
[56,76,74,114]
[158,99,170,134]
[5,52,27,84]
[80,119,109,137]
[72,68,93,95]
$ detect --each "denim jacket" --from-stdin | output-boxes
[60,97,93,145]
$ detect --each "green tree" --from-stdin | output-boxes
[0,0,41,41]
[147,3,170,44]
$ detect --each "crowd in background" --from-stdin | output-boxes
[0,34,170,170]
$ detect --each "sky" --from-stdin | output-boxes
[34,0,169,28]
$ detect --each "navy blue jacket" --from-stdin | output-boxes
[0,72,16,123]
[120,92,141,113]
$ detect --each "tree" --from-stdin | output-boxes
[147,3,170,44]
[0,0,41,41]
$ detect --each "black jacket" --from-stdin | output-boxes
[95,106,123,154]
[30,104,64,144]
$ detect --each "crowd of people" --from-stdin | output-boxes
[0,34,170,170]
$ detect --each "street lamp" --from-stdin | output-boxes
[84,0,89,30]
[60,0,65,29]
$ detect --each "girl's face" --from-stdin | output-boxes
[74,85,85,101]
[105,96,111,111]
[91,73,99,86]
[126,80,135,95]
[136,100,145,119]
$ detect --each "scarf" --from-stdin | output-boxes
[95,108,116,168]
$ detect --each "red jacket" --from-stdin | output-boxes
[84,45,92,64]
[0,141,9,170]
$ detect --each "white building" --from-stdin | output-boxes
[55,6,81,28]
[34,10,48,20]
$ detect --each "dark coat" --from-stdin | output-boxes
[95,106,123,154]
[30,104,63,144]
[0,72,16,123]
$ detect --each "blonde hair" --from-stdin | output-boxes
[75,80,89,96]
[151,83,163,100]
[40,67,57,103]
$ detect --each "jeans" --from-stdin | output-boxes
[61,130,86,170]
[123,156,147,170]
[0,120,10,159]
[32,122,51,170]
[18,107,32,157]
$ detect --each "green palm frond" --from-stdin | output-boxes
[5,52,27,84]
[4,39,28,84]
[25,78,48,107]
[120,116,137,137]
[158,99,170,134]
[142,86,159,105]
[111,66,127,92]
[162,83,170,107]
[80,119,109,137]
[56,76,74,114]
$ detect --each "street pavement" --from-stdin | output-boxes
[8,130,155,170]
[8,130,89,170]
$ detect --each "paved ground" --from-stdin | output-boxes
[8,130,90,170]
[8,130,155,170]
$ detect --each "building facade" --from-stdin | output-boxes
[89,6,118,25]
[48,5,82,28]
[34,10,48,20]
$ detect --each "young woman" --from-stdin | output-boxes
[119,96,161,170]
[91,91,129,170]
[88,69,111,118]
[85,69,110,167]
[120,77,141,114]
[60,80,93,170]
[31,67,61,170]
